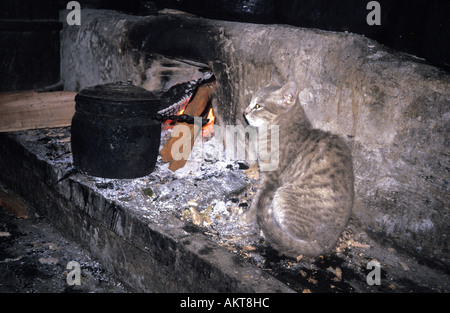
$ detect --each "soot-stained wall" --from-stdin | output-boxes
[60,9,449,272]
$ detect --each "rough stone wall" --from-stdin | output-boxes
[60,9,449,271]
[60,10,206,92]
[206,21,450,269]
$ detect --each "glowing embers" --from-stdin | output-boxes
[160,81,216,171]
[162,95,216,140]
[202,107,215,139]
[161,81,216,141]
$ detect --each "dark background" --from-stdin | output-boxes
[1,0,449,91]
[86,0,450,71]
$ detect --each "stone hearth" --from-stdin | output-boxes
[1,8,449,292]
[0,128,293,292]
[60,9,449,272]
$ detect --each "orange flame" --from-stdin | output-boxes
[162,104,187,129]
[162,103,215,139]
[201,107,215,139]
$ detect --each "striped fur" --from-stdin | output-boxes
[243,81,354,258]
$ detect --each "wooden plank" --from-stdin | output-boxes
[0,189,28,219]
[0,90,76,132]
[160,82,215,171]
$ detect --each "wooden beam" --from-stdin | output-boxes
[0,90,76,132]
[0,189,28,219]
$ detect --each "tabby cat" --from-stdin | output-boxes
[242,81,354,258]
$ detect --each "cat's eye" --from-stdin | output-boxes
[254,103,262,110]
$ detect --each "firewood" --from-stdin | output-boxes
[160,82,215,171]
[0,90,76,132]
[0,190,28,219]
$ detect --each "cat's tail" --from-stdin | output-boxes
[259,218,325,258]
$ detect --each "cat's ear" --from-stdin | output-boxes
[278,81,298,108]
[269,69,284,86]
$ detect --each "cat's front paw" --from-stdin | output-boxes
[239,209,257,227]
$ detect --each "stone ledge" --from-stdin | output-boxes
[0,131,294,292]
[60,9,449,271]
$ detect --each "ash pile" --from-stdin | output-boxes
[10,127,450,293]
[90,128,262,251]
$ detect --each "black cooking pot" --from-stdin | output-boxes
[71,82,161,179]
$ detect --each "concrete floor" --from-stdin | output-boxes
[2,193,449,294]
[0,203,130,293]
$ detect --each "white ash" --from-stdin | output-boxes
[10,128,448,293]
[10,127,264,265]
[79,128,262,250]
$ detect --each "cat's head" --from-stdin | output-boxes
[243,81,299,128]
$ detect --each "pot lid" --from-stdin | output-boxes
[77,81,158,102]
[75,81,160,116]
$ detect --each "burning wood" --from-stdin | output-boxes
[0,189,28,219]
[160,81,216,171]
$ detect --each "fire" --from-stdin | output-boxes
[161,81,215,139]
[201,107,215,139]
[161,103,187,129]
[162,104,215,139]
